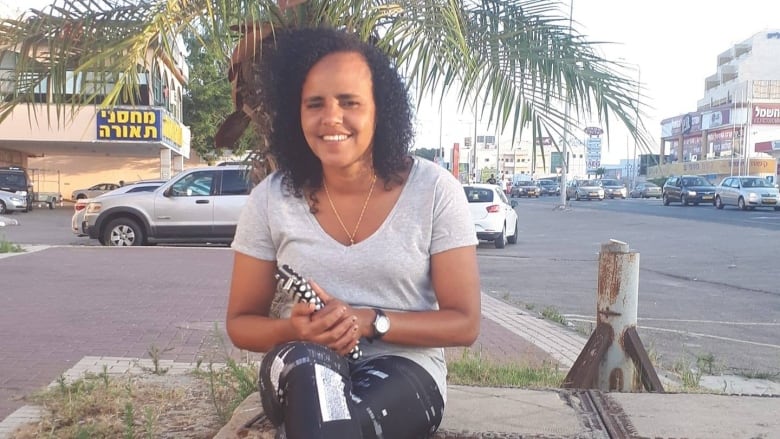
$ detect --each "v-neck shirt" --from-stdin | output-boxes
[232,157,478,401]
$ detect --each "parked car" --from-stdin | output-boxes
[598,179,627,199]
[463,183,519,249]
[0,189,28,214]
[71,181,167,236]
[537,179,560,196]
[71,183,121,200]
[629,182,662,199]
[662,175,716,206]
[0,166,33,211]
[714,176,780,211]
[566,179,605,201]
[510,180,541,198]
[83,166,251,246]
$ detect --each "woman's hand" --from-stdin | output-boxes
[288,280,361,356]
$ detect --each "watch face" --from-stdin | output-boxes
[375,316,390,334]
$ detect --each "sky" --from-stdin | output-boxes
[3,0,778,164]
[416,0,780,164]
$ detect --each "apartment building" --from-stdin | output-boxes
[652,29,780,182]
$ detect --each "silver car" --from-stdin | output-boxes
[71,182,121,200]
[71,181,166,236]
[598,179,627,199]
[83,166,251,246]
[0,189,28,214]
[714,176,780,211]
[566,179,605,201]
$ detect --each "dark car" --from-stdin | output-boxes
[537,179,560,196]
[510,180,541,198]
[662,175,716,206]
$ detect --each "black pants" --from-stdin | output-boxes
[259,341,445,439]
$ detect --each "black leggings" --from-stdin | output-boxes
[259,341,445,439]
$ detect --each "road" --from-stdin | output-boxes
[1,199,778,414]
[482,195,779,380]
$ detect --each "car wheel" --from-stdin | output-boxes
[0,200,6,214]
[575,192,581,201]
[738,197,747,211]
[715,196,724,209]
[662,194,670,206]
[507,220,518,244]
[494,226,506,249]
[681,194,689,206]
[103,218,145,247]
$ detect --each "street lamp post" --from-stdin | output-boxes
[559,0,574,207]
[631,67,641,190]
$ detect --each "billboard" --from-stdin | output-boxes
[585,137,602,172]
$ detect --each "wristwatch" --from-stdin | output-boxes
[370,308,390,342]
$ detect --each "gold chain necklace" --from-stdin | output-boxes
[323,173,377,246]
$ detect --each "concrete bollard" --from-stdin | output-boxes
[597,239,640,391]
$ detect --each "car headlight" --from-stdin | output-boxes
[10,195,24,202]
[747,192,759,201]
[85,202,103,214]
[687,190,697,196]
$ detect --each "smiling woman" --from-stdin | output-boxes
[226,27,480,439]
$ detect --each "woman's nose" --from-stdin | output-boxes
[321,100,342,125]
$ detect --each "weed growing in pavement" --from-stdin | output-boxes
[541,306,567,325]
[671,358,702,390]
[696,352,717,375]
[141,344,172,375]
[446,349,565,388]
[0,237,24,253]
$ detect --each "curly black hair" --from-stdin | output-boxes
[266,26,415,205]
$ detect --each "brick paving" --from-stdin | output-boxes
[0,246,585,430]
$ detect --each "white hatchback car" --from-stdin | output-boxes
[714,176,780,211]
[463,183,519,248]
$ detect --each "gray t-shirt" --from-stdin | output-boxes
[231,157,478,401]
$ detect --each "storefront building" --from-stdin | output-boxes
[0,31,194,198]
[650,30,780,183]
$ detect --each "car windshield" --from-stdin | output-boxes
[740,178,771,188]
[516,181,534,186]
[644,183,658,188]
[684,177,713,186]
[600,179,620,186]
[464,187,494,203]
[584,180,600,186]
[539,181,555,186]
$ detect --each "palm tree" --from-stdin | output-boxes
[0,0,649,181]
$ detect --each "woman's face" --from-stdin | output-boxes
[301,51,376,172]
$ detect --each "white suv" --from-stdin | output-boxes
[83,165,252,246]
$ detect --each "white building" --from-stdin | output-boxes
[654,29,780,181]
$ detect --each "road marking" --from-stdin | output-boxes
[565,317,780,350]
[565,314,780,326]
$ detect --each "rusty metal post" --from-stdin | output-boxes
[597,239,640,391]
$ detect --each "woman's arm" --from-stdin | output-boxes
[226,251,362,354]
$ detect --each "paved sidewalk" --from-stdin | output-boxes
[2,246,780,439]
